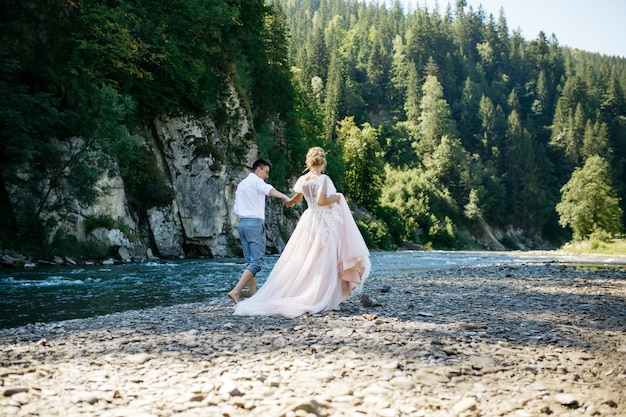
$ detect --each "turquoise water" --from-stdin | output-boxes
[0,250,598,329]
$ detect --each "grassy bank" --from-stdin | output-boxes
[560,238,626,255]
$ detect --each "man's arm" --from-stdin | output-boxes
[269,188,290,203]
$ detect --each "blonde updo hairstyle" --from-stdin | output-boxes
[305,147,327,172]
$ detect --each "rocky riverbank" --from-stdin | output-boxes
[1,262,625,417]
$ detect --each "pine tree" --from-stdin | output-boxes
[458,78,482,154]
[416,75,456,156]
[324,52,344,140]
[403,61,421,124]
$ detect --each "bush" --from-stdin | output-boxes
[85,215,116,233]
[120,147,175,211]
[44,230,112,260]
[357,218,395,250]
[428,215,457,248]
[588,228,612,250]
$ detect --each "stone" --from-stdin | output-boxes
[360,294,381,307]
[126,353,152,364]
[451,397,477,415]
[468,355,495,369]
[118,246,131,262]
[2,387,29,397]
[554,393,580,406]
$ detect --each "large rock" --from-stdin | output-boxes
[149,113,256,258]
[147,202,186,258]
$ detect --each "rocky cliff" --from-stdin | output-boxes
[39,88,294,262]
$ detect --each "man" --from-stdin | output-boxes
[228,158,290,304]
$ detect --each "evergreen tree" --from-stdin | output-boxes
[477,94,506,160]
[6,0,626,252]
[390,34,410,116]
[306,26,330,82]
[404,61,421,124]
[365,27,389,114]
[416,75,456,156]
[424,135,472,210]
[581,119,612,161]
[324,52,344,140]
[458,78,482,154]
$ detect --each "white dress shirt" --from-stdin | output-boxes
[234,173,274,220]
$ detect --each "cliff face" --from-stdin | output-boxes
[147,113,290,259]
[36,88,292,261]
[146,114,254,258]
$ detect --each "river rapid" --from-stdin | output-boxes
[1,250,624,329]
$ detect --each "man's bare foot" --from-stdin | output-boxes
[227,291,239,304]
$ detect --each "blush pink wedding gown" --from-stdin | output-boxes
[233,174,371,318]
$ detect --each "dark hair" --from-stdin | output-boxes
[252,158,272,170]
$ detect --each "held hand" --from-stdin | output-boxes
[285,193,302,208]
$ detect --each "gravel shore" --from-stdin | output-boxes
[1,262,625,417]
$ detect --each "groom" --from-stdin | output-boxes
[228,158,290,304]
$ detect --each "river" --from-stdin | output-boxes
[1,250,623,329]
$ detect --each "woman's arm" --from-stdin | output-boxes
[317,192,341,206]
[317,177,341,206]
[286,192,304,208]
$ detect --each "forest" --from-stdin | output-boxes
[281,0,626,249]
[1,0,625,256]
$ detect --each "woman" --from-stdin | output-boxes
[233,147,371,318]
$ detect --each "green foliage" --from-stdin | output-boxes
[83,214,137,243]
[373,204,407,247]
[3,0,626,254]
[380,122,419,168]
[256,121,290,188]
[194,139,223,172]
[0,79,140,240]
[44,230,112,261]
[423,136,472,210]
[380,165,459,245]
[428,215,457,249]
[561,237,626,255]
[336,117,385,210]
[588,229,613,246]
[356,217,394,250]
[556,155,624,240]
[119,146,175,212]
[464,189,482,220]
[416,75,457,156]
[85,215,117,233]
[502,108,551,230]
[71,0,249,118]
[117,221,139,243]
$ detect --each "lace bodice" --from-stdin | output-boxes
[293,174,342,245]
[297,175,332,209]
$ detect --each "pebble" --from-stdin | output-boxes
[1,262,625,416]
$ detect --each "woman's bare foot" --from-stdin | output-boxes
[227,291,239,304]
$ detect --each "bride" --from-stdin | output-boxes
[233,147,371,318]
